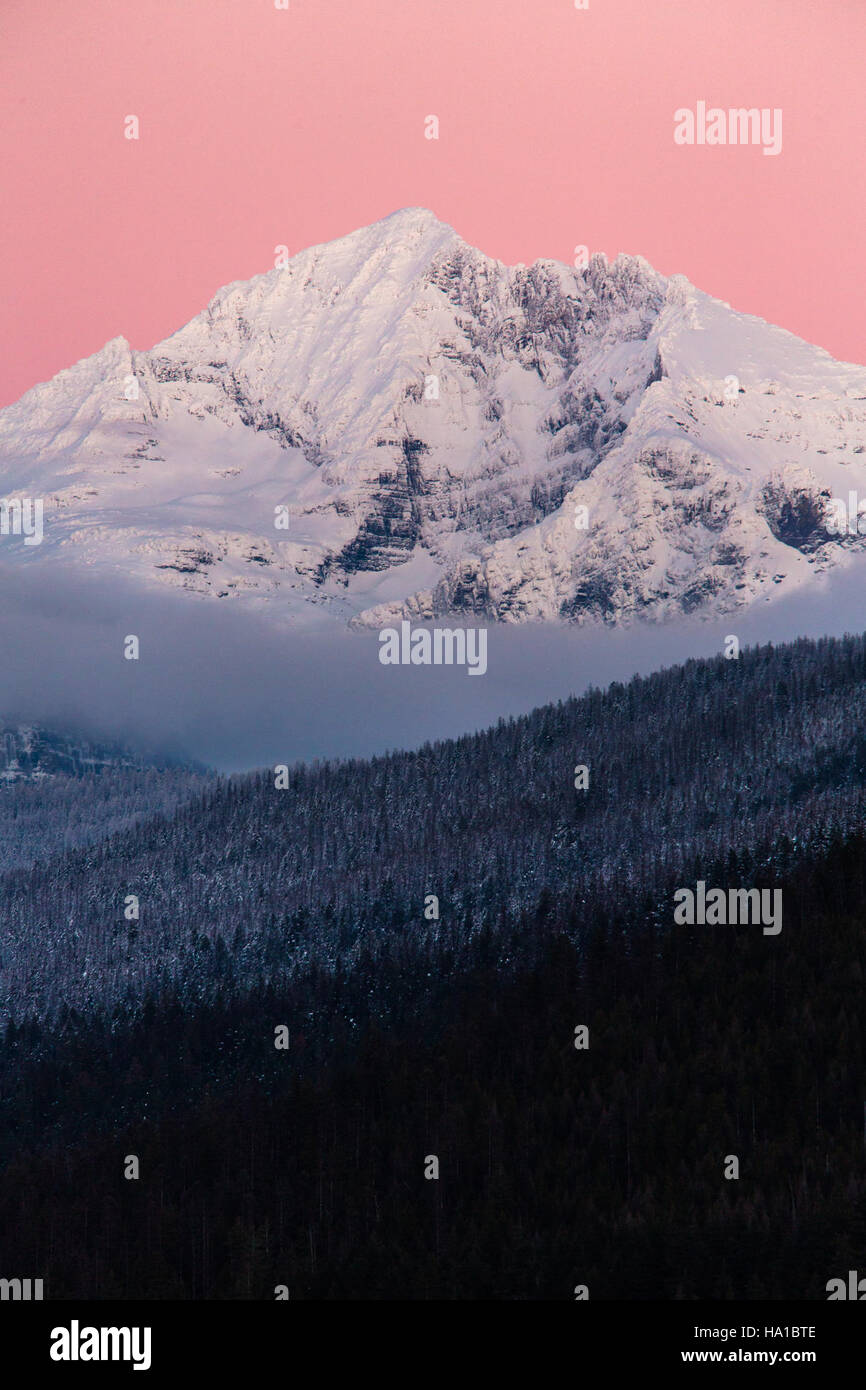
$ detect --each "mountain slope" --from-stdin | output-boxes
[2,209,866,626]
[0,722,212,872]
[3,638,866,1297]
[4,631,866,1025]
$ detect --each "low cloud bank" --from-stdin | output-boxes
[0,556,864,772]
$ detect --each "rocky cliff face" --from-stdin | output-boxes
[2,208,865,627]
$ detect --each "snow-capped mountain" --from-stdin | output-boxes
[2,207,866,627]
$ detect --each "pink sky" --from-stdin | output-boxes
[1,0,863,408]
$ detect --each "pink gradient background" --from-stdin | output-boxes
[0,0,863,408]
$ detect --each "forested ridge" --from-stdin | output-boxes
[4,633,866,1026]
[2,828,866,1298]
[2,633,866,1297]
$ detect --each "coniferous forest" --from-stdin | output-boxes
[2,634,866,1298]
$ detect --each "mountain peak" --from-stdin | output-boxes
[374,206,454,231]
[303,205,461,276]
[2,214,866,635]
